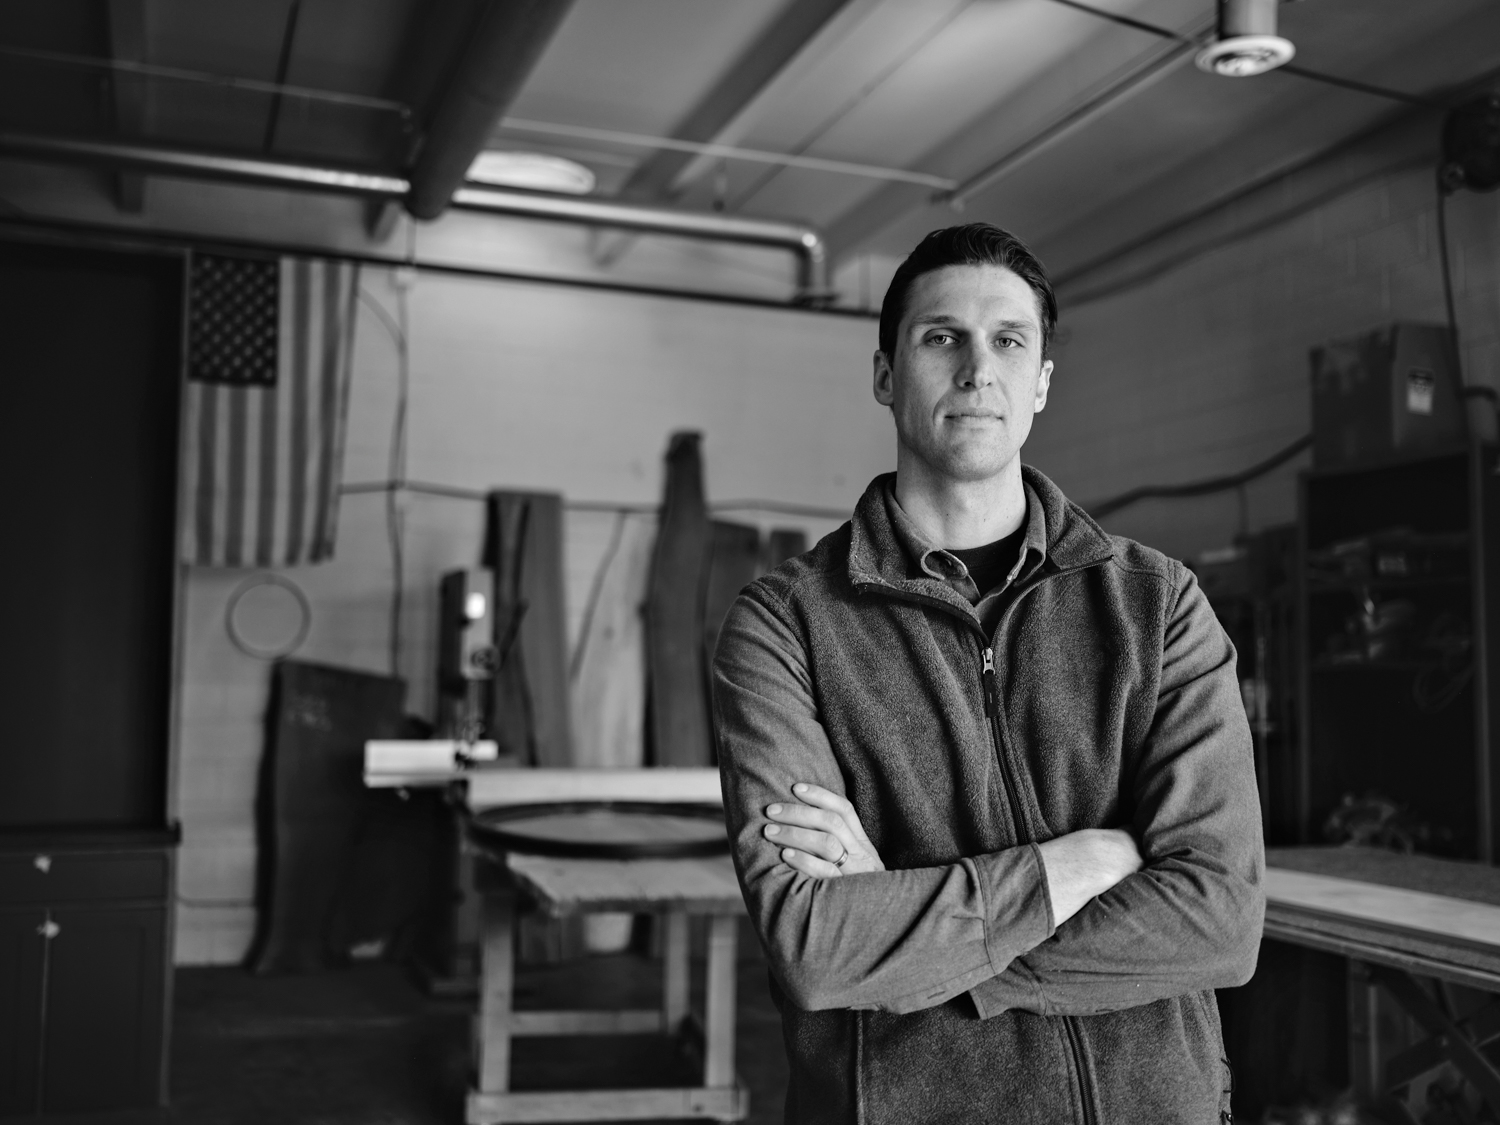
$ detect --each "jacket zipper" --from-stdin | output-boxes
[1063,1017,1098,1125]
[857,565,1105,1125]
[980,645,1027,845]
[983,641,1096,1125]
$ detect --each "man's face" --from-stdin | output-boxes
[873,263,1053,484]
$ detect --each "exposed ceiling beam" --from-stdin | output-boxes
[496,117,956,190]
[0,44,410,116]
[616,0,854,203]
[1053,105,1437,306]
[404,0,576,220]
[821,12,1215,263]
[104,0,147,213]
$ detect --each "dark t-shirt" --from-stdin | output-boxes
[948,524,1027,598]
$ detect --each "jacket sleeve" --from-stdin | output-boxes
[712,588,1056,1014]
[969,566,1266,1019]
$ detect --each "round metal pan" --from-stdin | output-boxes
[468,800,730,860]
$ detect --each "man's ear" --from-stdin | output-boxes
[1034,359,1053,413]
[873,349,895,407]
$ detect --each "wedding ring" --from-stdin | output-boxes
[833,847,849,869]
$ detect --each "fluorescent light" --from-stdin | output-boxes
[466,151,596,194]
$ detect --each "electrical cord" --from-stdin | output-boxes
[1088,433,1312,520]
[338,479,853,521]
[357,282,410,679]
[1436,167,1461,351]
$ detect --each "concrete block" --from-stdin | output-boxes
[1286,244,1356,300]
[1355,216,1427,274]
[1315,181,1389,244]
[1386,169,1440,222]
[1386,259,1447,322]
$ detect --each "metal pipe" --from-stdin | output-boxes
[451,186,830,303]
[0,131,832,304]
[404,0,576,221]
[0,131,408,198]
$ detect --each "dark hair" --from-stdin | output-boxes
[877,223,1058,359]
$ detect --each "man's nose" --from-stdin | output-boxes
[956,341,998,389]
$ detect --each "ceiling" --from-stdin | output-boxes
[1,0,1497,295]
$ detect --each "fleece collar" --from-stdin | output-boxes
[847,465,1115,607]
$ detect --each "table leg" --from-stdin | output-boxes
[663,913,689,1034]
[1348,961,1381,1098]
[1373,967,1500,1112]
[703,914,738,1090]
[476,891,516,1094]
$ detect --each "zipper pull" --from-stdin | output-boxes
[982,647,1000,718]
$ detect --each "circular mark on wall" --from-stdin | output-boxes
[225,573,313,661]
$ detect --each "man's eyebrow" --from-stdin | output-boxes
[908,315,1037,332]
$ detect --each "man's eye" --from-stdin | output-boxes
[995,336,1020,348]
[927,333,955,345]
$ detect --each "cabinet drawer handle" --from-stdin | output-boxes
[37,920,60,939]
[33,855,50,874]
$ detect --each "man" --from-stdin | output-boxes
[711,223,1264,1124]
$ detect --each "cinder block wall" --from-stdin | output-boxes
[1027,166,1500,563]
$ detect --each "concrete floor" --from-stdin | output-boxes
[162,926,787,1125]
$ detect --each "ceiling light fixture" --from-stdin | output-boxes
[465,151,596,194]
[1195,0,1295,78]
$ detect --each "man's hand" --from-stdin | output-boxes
[1036,829,1143,926]
[765,785,1140,925]
[763,783,886,878]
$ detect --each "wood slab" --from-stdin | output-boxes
[1264,847,1500,987]
[1267,846,1500,907]
[571,512,655,770]
[503,853,744,917]
[1266,867,1500,949]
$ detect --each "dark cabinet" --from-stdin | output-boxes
[0,841,172,1118]
[0,242,185,1118]
[1296,445,1500,858]
[0,907,46,1118]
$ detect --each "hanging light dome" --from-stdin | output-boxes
[1195,0,1295,78]
[465,151,596,194]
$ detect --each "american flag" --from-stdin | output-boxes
[180,253,360,567]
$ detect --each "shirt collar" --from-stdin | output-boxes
[881,478,1049,592]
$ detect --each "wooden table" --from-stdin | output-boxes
[1265,847,1500,1117]
[466,849,750,1124]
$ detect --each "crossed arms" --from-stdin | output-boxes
[710,576,1265,1018]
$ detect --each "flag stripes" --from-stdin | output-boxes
[180,256,360,567]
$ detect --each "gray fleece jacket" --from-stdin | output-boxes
[711,467,1265,1125]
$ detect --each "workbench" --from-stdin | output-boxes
[462,769,749,1124]
[1265,846,1500,1117]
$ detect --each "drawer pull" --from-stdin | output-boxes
[37,920,59,940]
[33,855,51,873]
